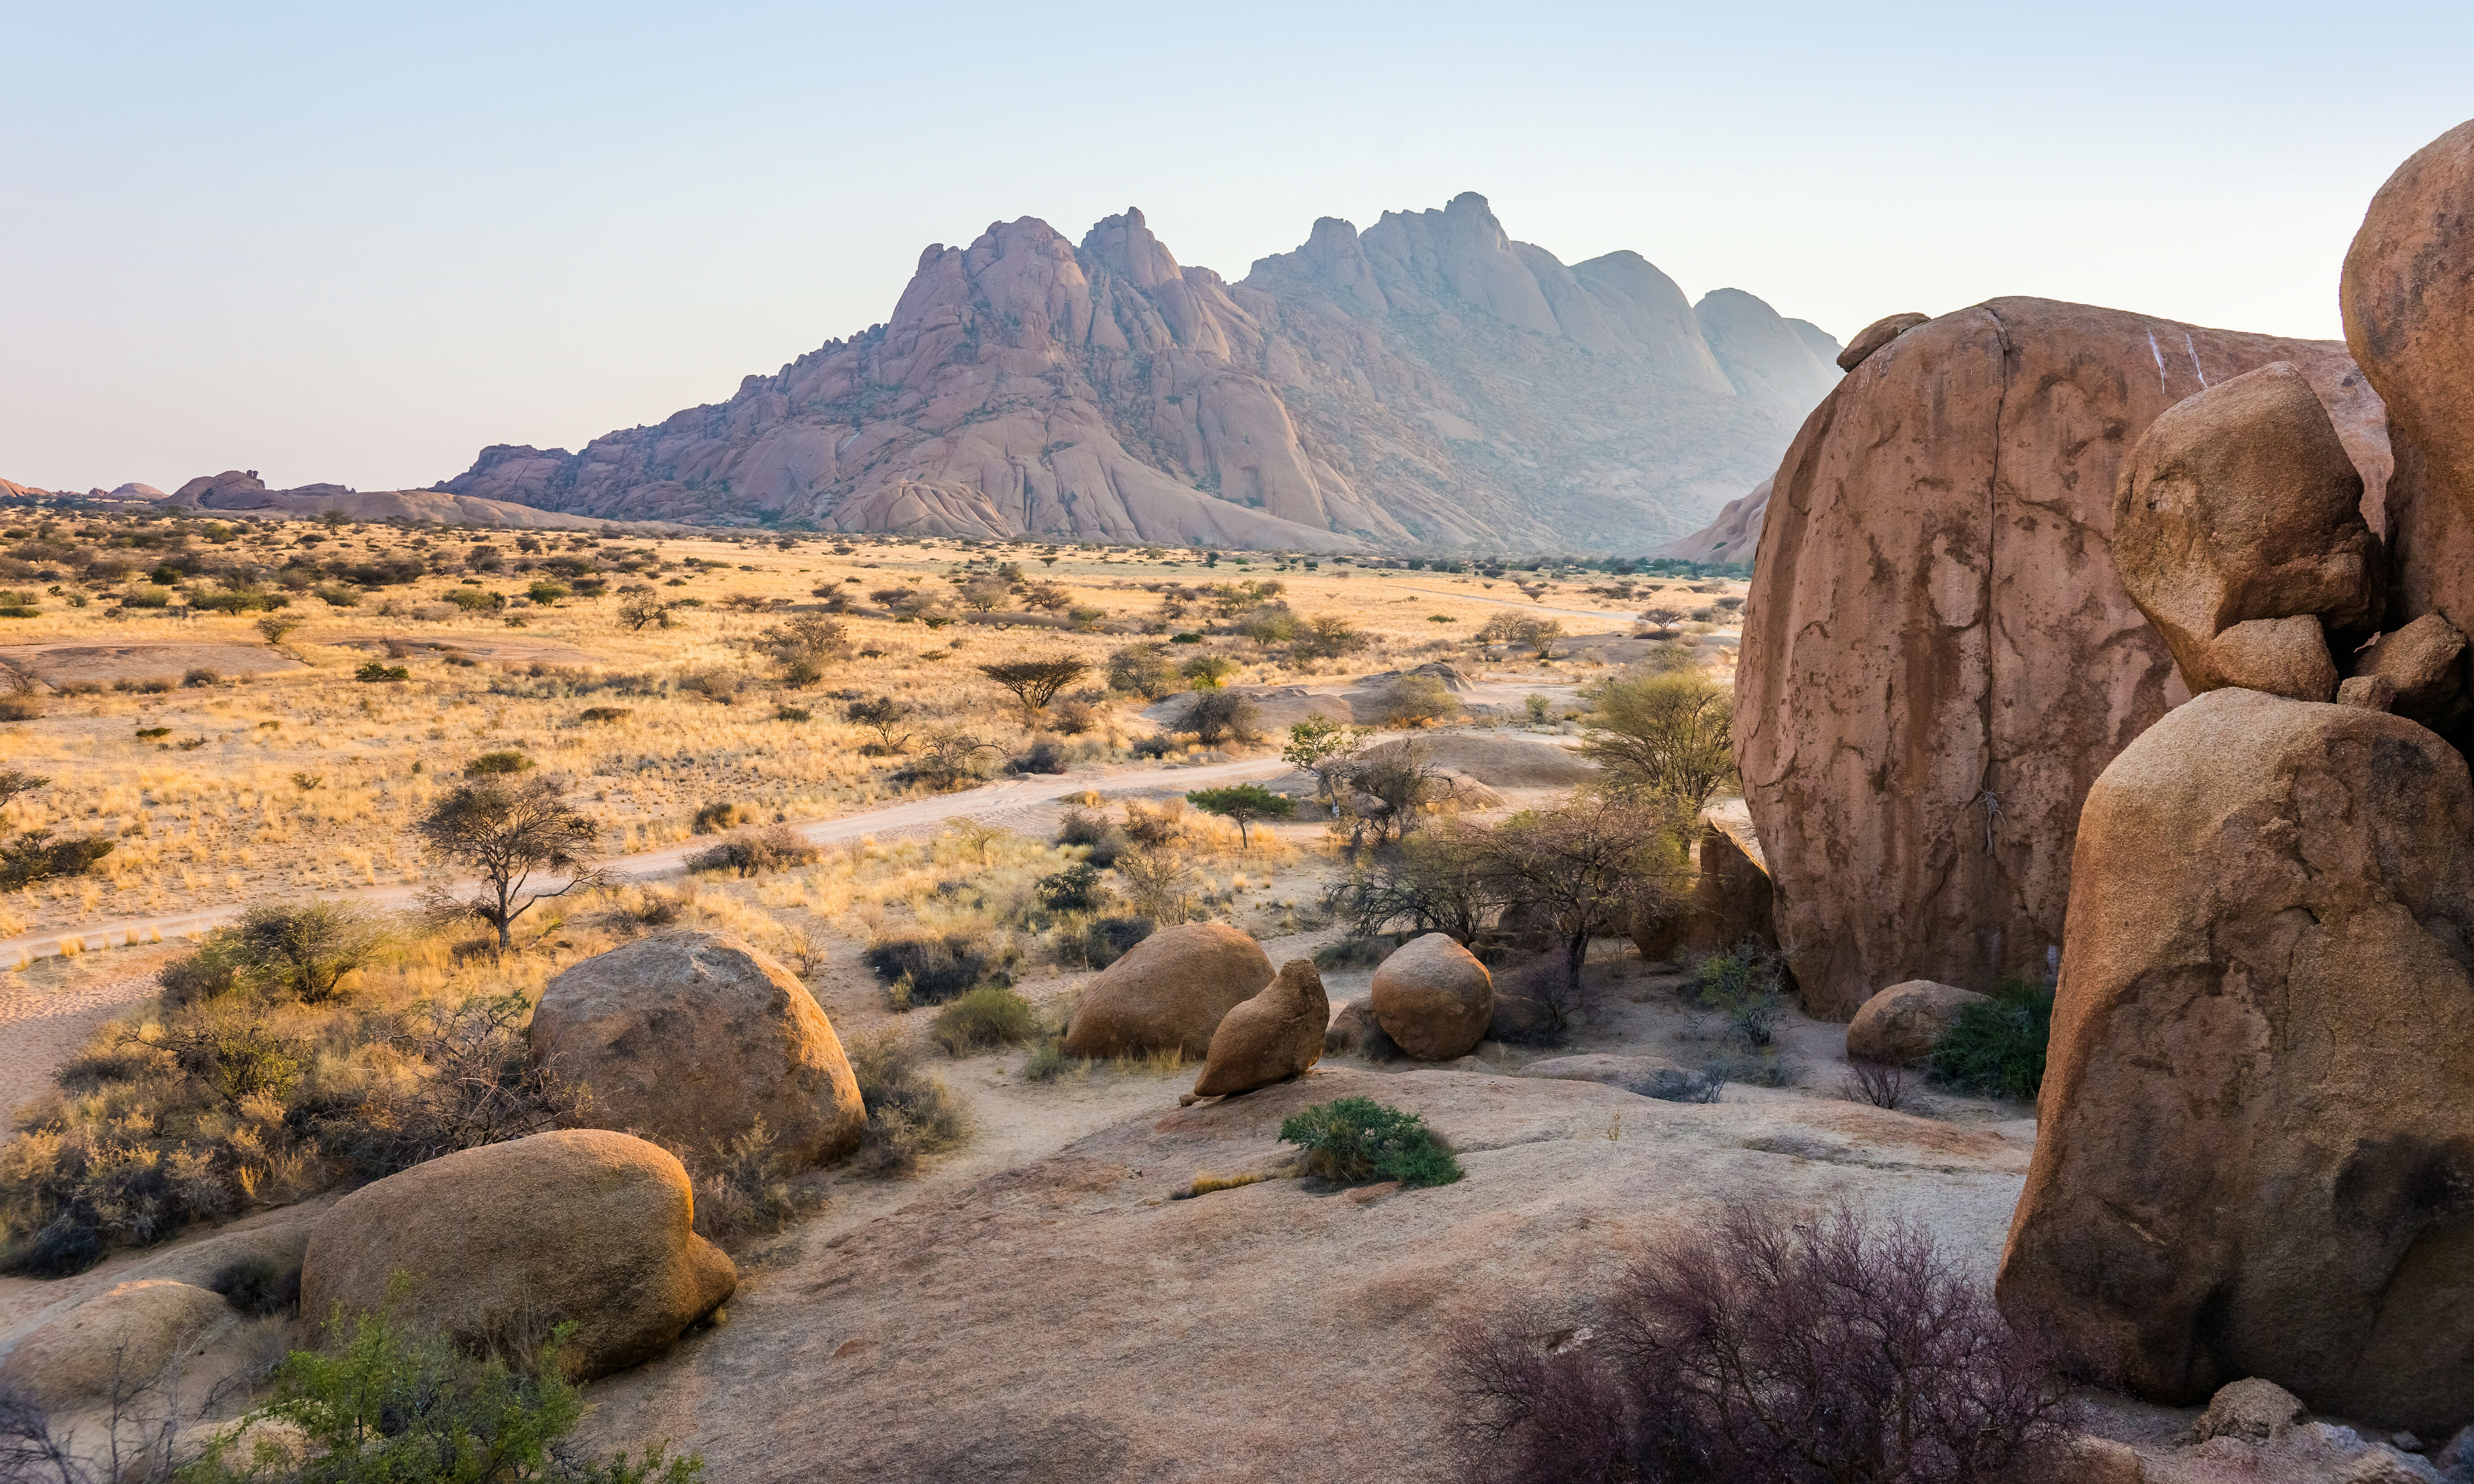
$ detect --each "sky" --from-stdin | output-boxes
[4,0,2470,494]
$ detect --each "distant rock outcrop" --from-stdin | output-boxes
[1736,298,2396,1016]
[161,468,641,529]
[439,195,1839,549]
[1652,477,1768,564]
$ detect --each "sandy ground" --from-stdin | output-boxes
[0,950,176,1124]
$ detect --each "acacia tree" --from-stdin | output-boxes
[1578,670,1736,808]
[1281,715,1366,811]
[233,899,390,1002]
[978,654,1089,723]
[1185,784,1295,848]
[761,614,849,687]
[1478,796,1691,994]
[413,777,605,950]
[845,695,916,754]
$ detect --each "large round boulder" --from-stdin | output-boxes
[2111,360,2381,700]
[1844,980,1988,1065]
[1187,960,1327,1100]
[1739,297,2397,1016]
[1997,688,2474,1433]
[0,1279,229,1412]
[1369,932,1494,1061]
[532,930,864,1165]
[300,1130,736,1379]
[1063,922,1273,1059]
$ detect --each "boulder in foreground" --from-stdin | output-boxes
[1064,922,1273,1059]
[532,930,865,1164]
[1844,980,1987,1066]
[1188,960,1327,1100]
[300,1129,736,1379]
[1999,688,2474,1432]
[1369,932,1494,1061]
[0,1279,229,1412]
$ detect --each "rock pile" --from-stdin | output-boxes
[1063,922,1274,1059]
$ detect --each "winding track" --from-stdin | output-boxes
[0,755,1291,968]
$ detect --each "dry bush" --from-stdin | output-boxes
[861,930,1012,1006]
[1841,1060,1913,1112]
[1449,1203,2071,1484]
[929,985,1040,1056]
[687,825,820,878]
[845,1030,967,1176]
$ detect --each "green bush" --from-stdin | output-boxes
[178,1301,701,1482]
[1036,861,1104,912]
[1928,979,2055,1100]
[861,931,1012,1005]
[354,661,409,682]
[465,751,533,776]
[1278,1096,1462,1188]
[1082,916,1152,968]
[122,584,173,608]
[930,986,1040,1056]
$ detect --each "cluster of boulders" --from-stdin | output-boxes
[1061,921,1507,1103]
[1741,118,2474,1433]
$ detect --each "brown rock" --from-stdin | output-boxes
[532,930,864,1166]
[1836,312,1930,371]
[0,1280,229,1411]
[2202,615,2339,702]
[1738,297,2398,1016]
[2360,612,2468,724]
[2339,675,2398,711]
[1188,960,1327,1100]
[1844,981,1988,1066]
[1369,933,1494,1061]
[1063,922,1274,1059]
[1684,800,1777,954]
[1322,998,1399,1060]
[300,1130,735,1380]
[2111,361,2380,696]
[1997,688,2474,1431]
[2344,120,2474,545]
[2195,1377,2307,1444]
[1517,1053,1690,1095]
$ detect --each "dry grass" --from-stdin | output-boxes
[1,517,1726,937]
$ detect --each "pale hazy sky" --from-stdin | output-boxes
[5,1,2469,494]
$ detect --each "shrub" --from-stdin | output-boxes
[232,900,390,1003]
[465,750,533,776]
[578,706,632,723]
[1009,736,1067,774]
[122,584,173,608]
[1179,688,1261,746]
[1313,936,1393,970]
[686,826,820,878]
[930,986,1040,1056]
[1448,1203,2070,1484]
[1107,644,1180,699]
[1370,674,1457,727]
[861,931,1012,1005]
[845,1030,968,1175]
[353,661,409,682]
[0,697,43,722]
[1640,1067,1726,1103]
[184,666,220,687]
[0,829,114,889]
[1128,733,1175,759]
[1578,669,1736,808]
[313,583,362,607]
[211,1252,303,1317]
[1929,979,2055,1099]
[1083,916,1153,967]
[774,705,812,722]
[448,586,504,611]
[178,1303,702,1483]
[1842,1059,1914,1111]
[1278,1096,1462,1187]
[1055,806,1122,866]
[691,800,747,834]
[1036,861,1105,912]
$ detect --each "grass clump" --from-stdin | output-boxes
[1279,1096,1462,1188]
[929,986,1039,1056]
[685,825,819,878]
[1928,977,2054,1099]
[846,1030,967,1174]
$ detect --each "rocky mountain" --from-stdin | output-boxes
[1653,477,1769,564]
[440,193,1839,550]
[164,469,647,530]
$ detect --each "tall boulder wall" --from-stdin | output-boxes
[1997,689,2474,1432]
[2345,117,2474,748]
[1736,297,2397,1016]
